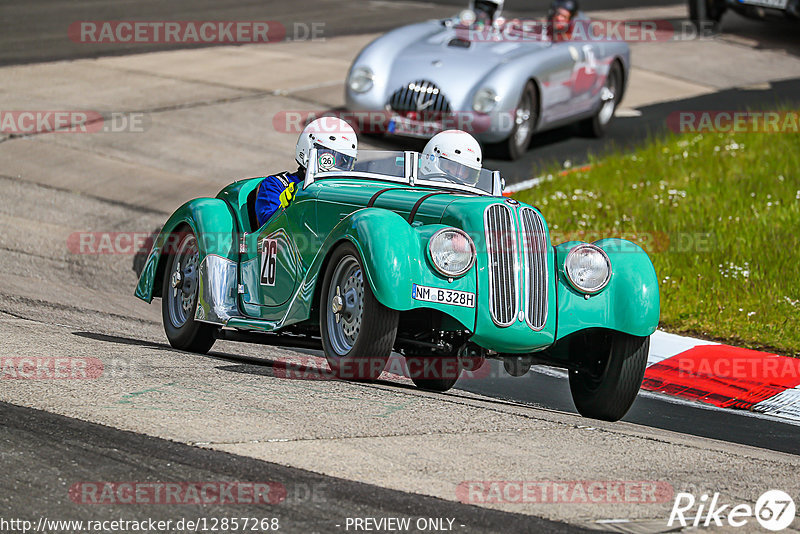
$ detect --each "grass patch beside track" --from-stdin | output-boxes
[515,127,800,356]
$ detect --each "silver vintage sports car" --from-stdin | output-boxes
[345,0,630,159]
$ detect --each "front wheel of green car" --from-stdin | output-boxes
[161,228,217,353]
[407,356,461,392]
[320,243,399,381]
[569,333,649,422]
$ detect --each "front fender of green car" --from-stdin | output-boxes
[554,238,660,340]
[309,208,478,331]
[134,198,237,302]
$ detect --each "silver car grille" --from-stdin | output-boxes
[388,80,452,114]
[519,207,549,330]
[484,204,518,327]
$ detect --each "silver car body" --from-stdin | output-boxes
[345,14,630,143]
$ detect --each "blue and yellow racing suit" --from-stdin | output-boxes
[254,169,304,228]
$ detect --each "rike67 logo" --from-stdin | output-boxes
[669,490,796,531]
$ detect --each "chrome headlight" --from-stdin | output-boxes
[564,244,612,294]
[472,88,499,113]
[429,228,476,278]
[348,66,374,94]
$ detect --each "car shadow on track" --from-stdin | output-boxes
[73,331,175,351]
[72,330,425,391]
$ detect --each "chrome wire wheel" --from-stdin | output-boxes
[597,67,620,126]
[513,90,533,148]
[167,233,199,329]
[326,255,364,356]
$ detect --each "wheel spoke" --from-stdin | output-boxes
[326,256,365,356]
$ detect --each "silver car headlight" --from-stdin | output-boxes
[564,244,612,294]
[473,88,499,113]
[348,66,374,94]
[429,228,476,278]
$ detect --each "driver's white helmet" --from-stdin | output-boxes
[421,130,483,185]
[295,117,358,171]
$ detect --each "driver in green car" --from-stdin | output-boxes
[255,117,358,227]
[419,129,483,186]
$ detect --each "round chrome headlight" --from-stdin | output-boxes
[429,228,476,278]
[473,88,499,113]
[564,244,612,294]
[348,66,374,94]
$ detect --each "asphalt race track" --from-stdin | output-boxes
[2,1,800,532]
[0,402,582,533]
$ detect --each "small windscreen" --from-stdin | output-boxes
[314,150,497,195]
[350,150,408,178]
[418,155,495,194]
[314,144,355,172]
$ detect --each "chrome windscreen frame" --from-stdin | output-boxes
[304,148,505,197]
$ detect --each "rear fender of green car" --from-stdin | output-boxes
[134,198,237,303]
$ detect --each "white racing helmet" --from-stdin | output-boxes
[420,130,483,186]
[295,117,358,172]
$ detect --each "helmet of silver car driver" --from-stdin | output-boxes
[548,0,579,22]
[420,130,483,186]
[295,117,358,172]
[469,0,504,24]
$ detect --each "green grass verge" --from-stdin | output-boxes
[514,127,800,357]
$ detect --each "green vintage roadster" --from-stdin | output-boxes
[135,149,659,421]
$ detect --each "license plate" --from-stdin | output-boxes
[739,0,787,9]
[412,284,475,308]
[388,116,442,138]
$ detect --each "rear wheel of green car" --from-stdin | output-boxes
[569,333,649,422]
[320,243,399,381]
[161,228,216,354]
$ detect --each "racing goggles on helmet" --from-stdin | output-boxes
[438,156,481,186]
[314,143,355,172]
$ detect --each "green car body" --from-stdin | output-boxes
[136,150,659,417]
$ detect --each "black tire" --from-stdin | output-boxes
[503,355,533,377]
[688,0,725,30]
[407,356,460,392]
[569,333,649,422]
[578,61,623,138]
[161,228,216,354]
[489,81,538,161]
[320,243,399,381]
